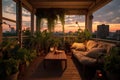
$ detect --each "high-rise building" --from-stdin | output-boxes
[96,24,109,39]
[116,30,120,40]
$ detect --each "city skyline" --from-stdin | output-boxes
[2,0,120,32]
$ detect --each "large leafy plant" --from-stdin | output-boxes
[76,29,91,42]
[0,58,19,78]
[104,47,120,74]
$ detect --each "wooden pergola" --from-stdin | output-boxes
[0,0,112,45]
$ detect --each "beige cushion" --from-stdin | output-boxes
[86,48,106,58]
[75,43,86,51]
[97,42,115,54]
[86,40,98,50]
[71,42,78,49]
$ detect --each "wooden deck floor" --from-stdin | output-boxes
[19,55,96,80]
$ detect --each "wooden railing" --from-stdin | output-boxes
[3,36,120,45]
[92,38,120,44]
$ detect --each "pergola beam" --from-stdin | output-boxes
[65,9,88,15]
[29,2,92,9]
[13,0,33,12]
[29,0,95,2]
[89,0,112,13]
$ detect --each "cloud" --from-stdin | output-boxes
[2,0,16,13]
[106,12,114,16]
[111,17,120,23]
[93,0,120,24]
[118,9,120,13]
[2,0,30,17]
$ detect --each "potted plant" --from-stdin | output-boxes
[13,48,31,75]
[0,40,20,80]
[104,47,120,80]
[0,58,19,80]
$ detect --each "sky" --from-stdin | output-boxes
[2,0,120,32]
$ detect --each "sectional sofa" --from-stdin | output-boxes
[71,40,115,66]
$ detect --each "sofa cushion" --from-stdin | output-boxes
[78,56,96,65]
[71,43,86,51]
[86,40,98,50]
[85,48,106,58]
[71,42,78,49]
[75,43,86,51]
[97,42,115,54]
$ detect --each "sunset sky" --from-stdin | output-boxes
[2,0,120,33]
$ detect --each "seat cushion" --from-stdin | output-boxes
[75,43,86,51]
[97,42,115,54]
[86,40,98,50]
[71,42,78,49]
[71,43,86,51]
[78,56,96,65]
[85,48,106,58]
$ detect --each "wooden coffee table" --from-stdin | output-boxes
[43,50,67,70]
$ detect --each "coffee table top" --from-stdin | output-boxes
[45,50,67,60]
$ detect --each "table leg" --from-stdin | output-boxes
[43,59,46,69]
[65,60,67,69]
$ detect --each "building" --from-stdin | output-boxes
[116,30,120,40]
[96,24,109,39]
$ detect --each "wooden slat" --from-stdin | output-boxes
[19,56,84,80]
[31,2,92,9]
[28,0,95,2]
[45,50,67,60]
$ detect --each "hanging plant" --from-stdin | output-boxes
[58,9,65,33]
[36,8,65,32]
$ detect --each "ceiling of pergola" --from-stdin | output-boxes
[24,0,112,14]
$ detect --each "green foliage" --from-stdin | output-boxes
[14,48,30,63]
[0,39,20,59]
[104,47,120,74]
[22,29,31,36]
[0,39,37,78]
[0,58,19,78]
[25,30,53,54]
[76,29,91,42]
[3,32,17,37]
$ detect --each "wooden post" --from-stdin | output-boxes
[0,0,2,43]
[85,13,93,33]
[36,16,40,32]
[16,0,22,47]
[31,11,34,35]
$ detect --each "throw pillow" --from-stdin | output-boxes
[75,43,86,51]
[86,48,106,58]
[71,42,78,49]
[86,40,98,50]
